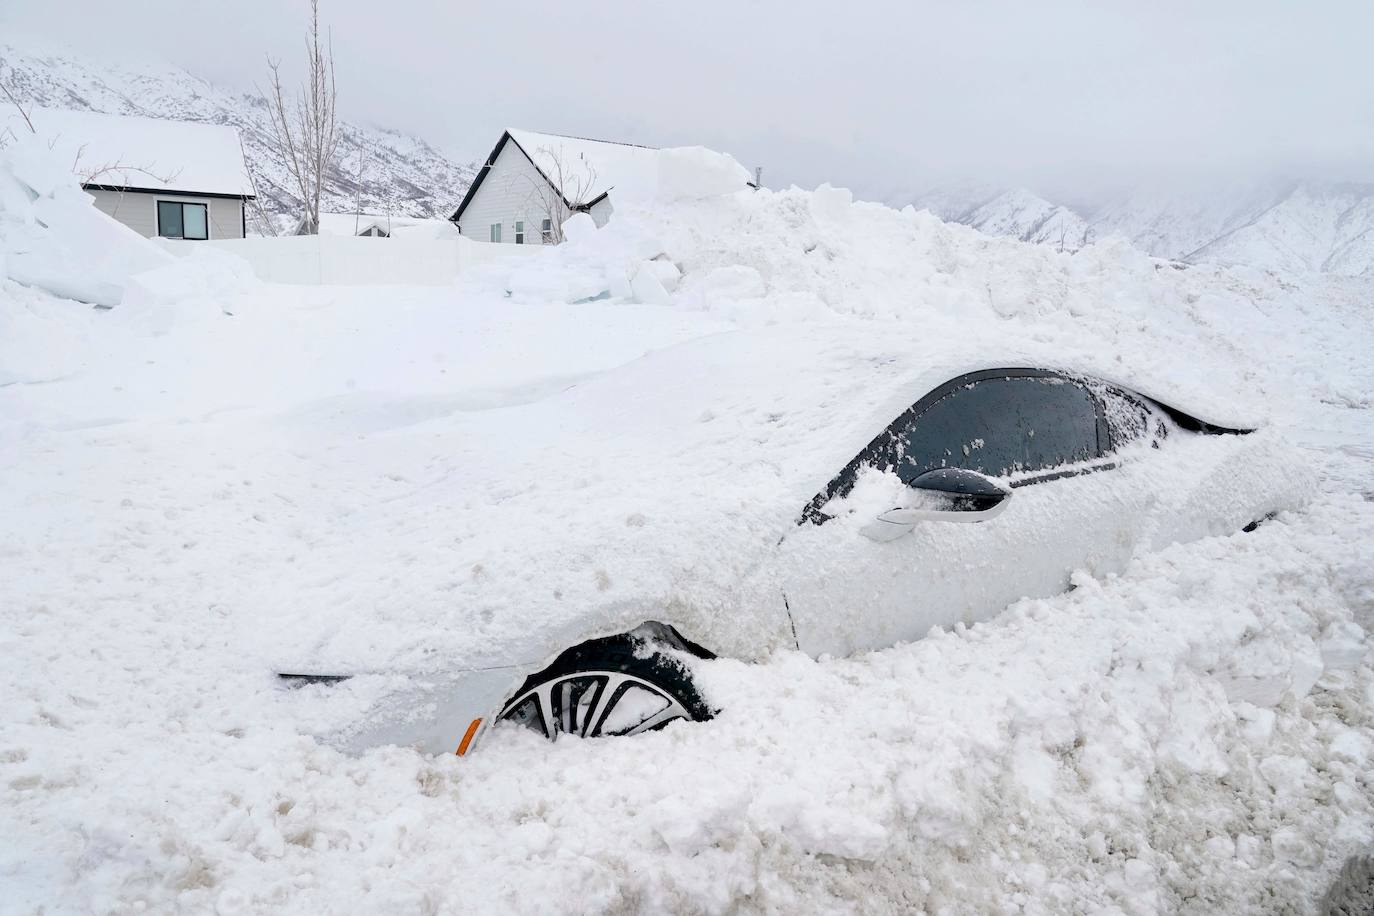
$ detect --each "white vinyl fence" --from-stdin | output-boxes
[158,234,543,286]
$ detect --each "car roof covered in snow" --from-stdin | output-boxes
[268,316,1266,675]
[4,107,254,197]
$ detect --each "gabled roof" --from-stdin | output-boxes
[450,128,660,223]
[2,107,254,197]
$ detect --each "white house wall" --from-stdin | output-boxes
[85,188,245,240]
[456,141,570,244]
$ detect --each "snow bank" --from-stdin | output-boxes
[2,136,1373,913]
[512,179,1324,428]
[0,137,171,306]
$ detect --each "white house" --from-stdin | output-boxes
[3,107,255,240]
[450,129,662,244]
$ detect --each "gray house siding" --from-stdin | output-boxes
[454,142,560,244]
[85,188,246,240]
[454,136,614,244]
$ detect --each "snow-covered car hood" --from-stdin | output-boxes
[269,318,1268,675]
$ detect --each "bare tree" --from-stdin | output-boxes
[350,140,367,233]
[239,133,279,236]
[518,146,598,244]
[261,0,340,234]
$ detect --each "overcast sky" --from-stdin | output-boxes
[4,0,1372,202]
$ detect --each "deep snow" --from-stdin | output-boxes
[1,146,1372,914]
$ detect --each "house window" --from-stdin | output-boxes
[514,221,524,244]
[157,201,209,240]
[541,218,553,243]
[490,223,502,243]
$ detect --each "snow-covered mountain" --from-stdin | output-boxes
[907,179,1374,276]
[961,189,1089,252]
[0,40,477,234]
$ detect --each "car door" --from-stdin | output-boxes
[774,369,1156,658]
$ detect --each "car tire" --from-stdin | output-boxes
[498,626,713,740]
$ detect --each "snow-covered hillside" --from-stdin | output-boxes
[0,39,477,233]
[906,180,1374,276]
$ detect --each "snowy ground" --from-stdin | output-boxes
[2,169,1373,913]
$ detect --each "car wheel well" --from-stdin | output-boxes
[502,621,717,730]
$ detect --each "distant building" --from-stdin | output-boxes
[450,129,660,244]
[3,107,255,240]
[294,211,461,239]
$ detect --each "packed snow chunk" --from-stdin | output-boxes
[1271,826,1323,868]
[1321,621,1367,670]
[656,146,751,202]
[627,261,672,306]
[561,211,598,245]
[644,256,682,292]
[1218,633,1325,707]
[809,183,855,222]
[119,246,259,332]
[1,137,171,307]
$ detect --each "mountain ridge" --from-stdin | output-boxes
[905,179,1374,275]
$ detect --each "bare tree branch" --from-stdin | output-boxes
[258,0,340,234]
[0,74,34,135]
[79,159,183,186]
[239,132,278,236]
[517,145,598,244]
[0,62,36,149]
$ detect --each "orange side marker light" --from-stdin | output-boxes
[456,718,483,756]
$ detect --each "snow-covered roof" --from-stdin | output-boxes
[309,212,458,237]
[505,128,662,207]
[2,107,253,197]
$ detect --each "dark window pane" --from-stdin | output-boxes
[182,204,208,240]
[895,376,1101,481]
[157,201,182,238]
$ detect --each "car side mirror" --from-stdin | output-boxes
[861,468,1013,542]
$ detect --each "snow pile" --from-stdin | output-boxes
[0,136,171,306]
[1,143,1373,913]
[653,146,753,203]
[119,246,260,332]
[515,177,1333,428]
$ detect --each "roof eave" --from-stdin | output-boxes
[81,183,254,201]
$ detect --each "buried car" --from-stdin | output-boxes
[279,325,1311,756]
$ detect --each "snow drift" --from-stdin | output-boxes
[1,141,1372,914]
[0,136,171,306]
